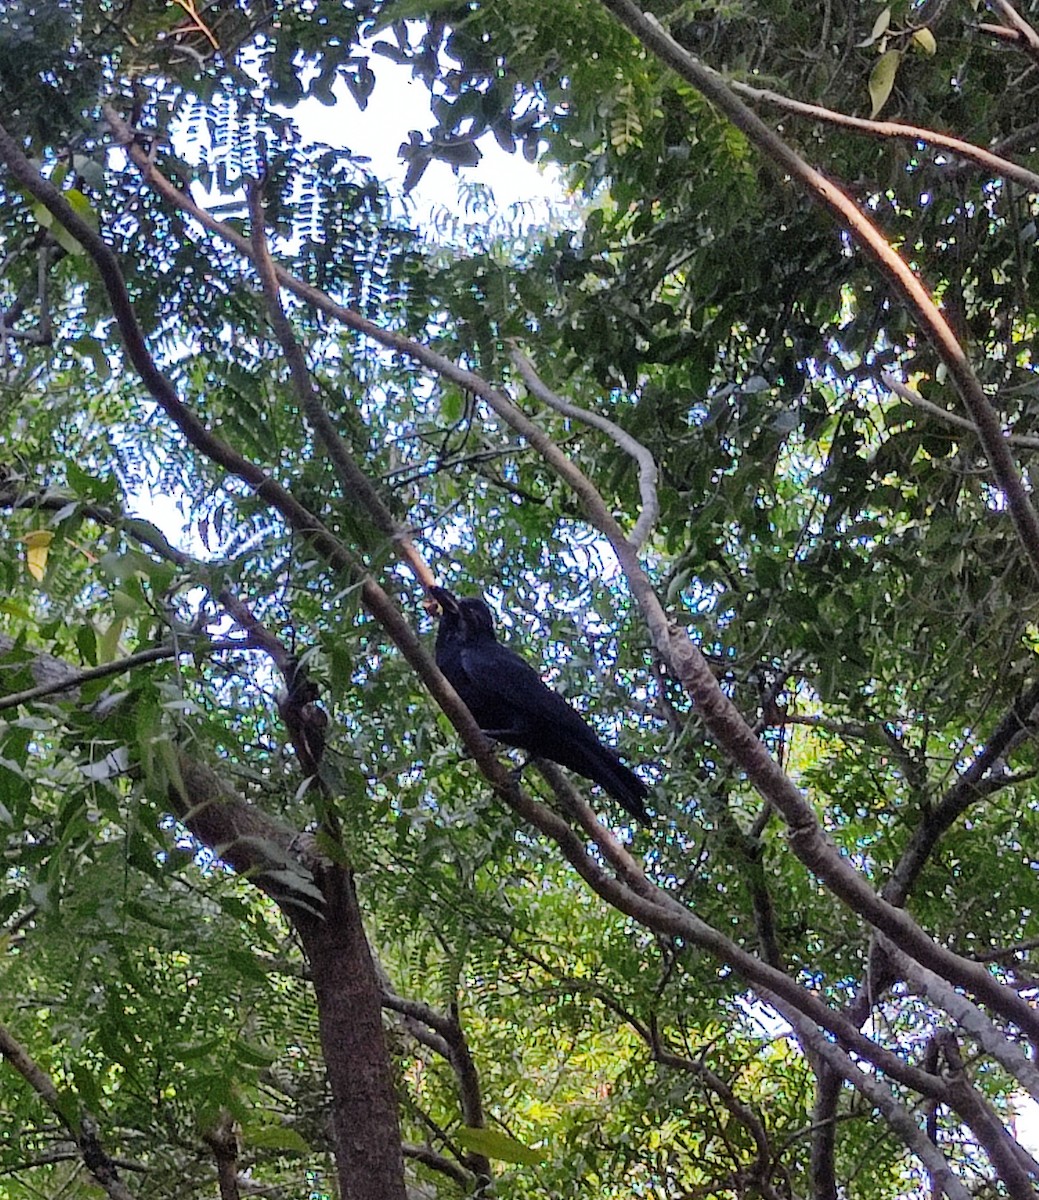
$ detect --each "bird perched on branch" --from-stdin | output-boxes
[430,586,650,824]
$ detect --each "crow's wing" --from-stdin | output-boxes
[455,638,650,821]
[457,639,599,747]
[459,638,650,821]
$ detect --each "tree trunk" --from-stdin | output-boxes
[296,866,407,1200]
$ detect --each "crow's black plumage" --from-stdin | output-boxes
[430,587,650,824]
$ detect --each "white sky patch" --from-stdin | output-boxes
[148,50,567,554]
[1014,1095,1039,1155]
[288,46,566,225]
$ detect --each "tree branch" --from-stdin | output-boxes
[596,0,1039,583]
[881,937,1039,1103]
[0,640,239,711]
[730,80,1039,193]
[985,0,1039,69]
[784,1016,970,1200]
[508,345,660,551]
[882,373,1039,451]
[0,1024,137,1200]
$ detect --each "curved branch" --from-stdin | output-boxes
[400,1143,471,1187]
[731,81,1039,194]
[508,346,660,551]
[882,373,1039,451]
[380,992,486,1134]
[986,0,1039,69]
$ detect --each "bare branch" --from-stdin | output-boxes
[0,640,241,711]
[881,937,1039,1104]
[882,373,1039,451]
[985,0,1039,69]
[785,1016,970,1200]
[932,1031,1039,1200]
[400,1143,471,1187]
[731,81,1039,193]
[508,346,660,551]
[379,989,489,1180]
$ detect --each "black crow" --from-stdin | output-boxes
[430,586,650,824]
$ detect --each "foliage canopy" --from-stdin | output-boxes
[2,1,1039,1198]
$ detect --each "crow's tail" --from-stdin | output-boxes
[563,742,650,824]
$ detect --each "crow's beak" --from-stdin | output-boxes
[427,585,459,617]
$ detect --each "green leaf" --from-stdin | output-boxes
[97,616,125,664]
[242,1123,311,1153]
[441,388,465,424]
[911,27,937,55]
[454,1126,545,1166]
[30,200,84,256]
[868,50,901,118]
[71,336,111,382]
[857,6,890,47]
[234,1038,280,1067]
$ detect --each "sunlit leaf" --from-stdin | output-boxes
[455,1126,545,1165]
[868,49,901,117]
[911,27,937,55]
[24,530,54,582]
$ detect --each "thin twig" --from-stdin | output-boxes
[0,640,242,711]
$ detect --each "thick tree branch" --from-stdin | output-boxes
[932,1031,1039,1200]
[881,938,1039,1103]
[786,1017,970,1200]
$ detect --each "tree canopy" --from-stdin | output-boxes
[2,2,1039,1198]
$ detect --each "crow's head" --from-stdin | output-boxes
[430,587,497,644]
